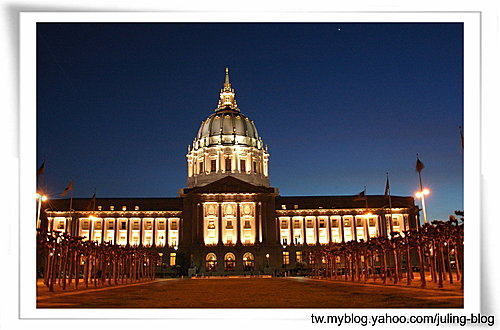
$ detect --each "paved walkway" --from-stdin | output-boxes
[37,277,463,308]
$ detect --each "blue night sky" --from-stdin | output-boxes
[37,23,463,221]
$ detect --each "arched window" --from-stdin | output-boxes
[224,252,236,271]
[243,252,255,271]
[205,253,217,272]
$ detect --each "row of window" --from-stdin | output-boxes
[79,219,178,231]
[280,217,399,229]
[207,219,252,229]
[96,205,141,211]
[196,159,261,174]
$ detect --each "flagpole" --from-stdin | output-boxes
[416,154,428,224]
[69,189,74,236]
[386,173,394,236]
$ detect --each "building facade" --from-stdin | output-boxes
[41,69,419,276]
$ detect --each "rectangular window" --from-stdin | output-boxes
[226,220,233,229]
[281,220,288,229]
[225,158,231,171]
[170,221,178,230]
[199,162,204,173]
[282,251,290,265]
[319,219,326,228]
[170,253,176,266]
[306,219,313,228]
[158,221,165,230]
[344,219,350,227]
[94,221,102,230]
[208,220,215,229]
[110,206,114,211]
[132,221,140,230]
[122,206,127,211]
[120,222,126,230]
[211,159,216,172]
[331,219,338,227]
[294,204,299,209]
[81,221,89,230]
[293,219,300,229]
[393,219,399,226]
[253,161,257,173]
[107,221,114,230]
[281,204,286,210]
[244,220,251,229]
[296,251,302,263]
[240,159,246,172]
[144,221,152,230]
[356,218,363,227]
[97,205,102,211]
[135,205,140,210]
[369,218,376,227]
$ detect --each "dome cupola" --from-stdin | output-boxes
[186,68,270,188]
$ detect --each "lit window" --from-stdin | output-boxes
[158,222,165,230]
[281,205,287,210]
[107,221,114,230]
[356,218,363,227]
[281,220,288,229]
[282,251,290,265]
[81,220,89,230]
[306,220,313,228]
[94,221,102,230]
[331,219,338,227]
[293,220,300,228]
[170,253,176,266]
[97,205,102,211]
[135,205,139,210]
[293,204,299,209]
[344,219,350,227]
[244,220,251,229]
[226,220,233,229]
[170,221,178,230]
[122,206,127,211]
[110,206,114,211]
[132,222,140,230]
[369,219,376,227]
[296,251,302,263]
[208,220,215,229]
[144,221,152,230]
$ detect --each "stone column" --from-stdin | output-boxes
[340,215,345,243]
[363,216,370,241]
[218,203,223,245]
[351,216,357,242]
[255,202,260,244]
[315,216,320,245]
[302,216,306,245]
[236,203,241,245]
[289,217,293,246]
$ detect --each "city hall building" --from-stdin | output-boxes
[41,69,420,276]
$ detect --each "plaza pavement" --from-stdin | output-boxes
[37,276,463,308]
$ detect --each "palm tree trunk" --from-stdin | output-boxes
[417,241,426,288]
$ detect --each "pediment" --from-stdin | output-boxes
[183,176,275,195]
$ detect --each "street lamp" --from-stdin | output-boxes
[415,188,430,224]
[36,193,48,229]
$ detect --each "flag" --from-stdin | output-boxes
[87,192,96,211]
[61,180,74,197]
[416,156,425,172]
[384,174,390,197]
[353,188,366,201]
[37,161,45,177]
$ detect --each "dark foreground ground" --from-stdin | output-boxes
[37,277,463,308]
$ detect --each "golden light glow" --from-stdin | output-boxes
[415,188,430,198]
[423,188,430,195]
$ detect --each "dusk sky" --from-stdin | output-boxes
[36,23,463,221]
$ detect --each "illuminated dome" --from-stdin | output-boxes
[186,68,269,188]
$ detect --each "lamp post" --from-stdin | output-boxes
[36,193,48,229]
[415,188,430,224]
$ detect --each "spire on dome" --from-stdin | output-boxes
[217,67,239,111]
